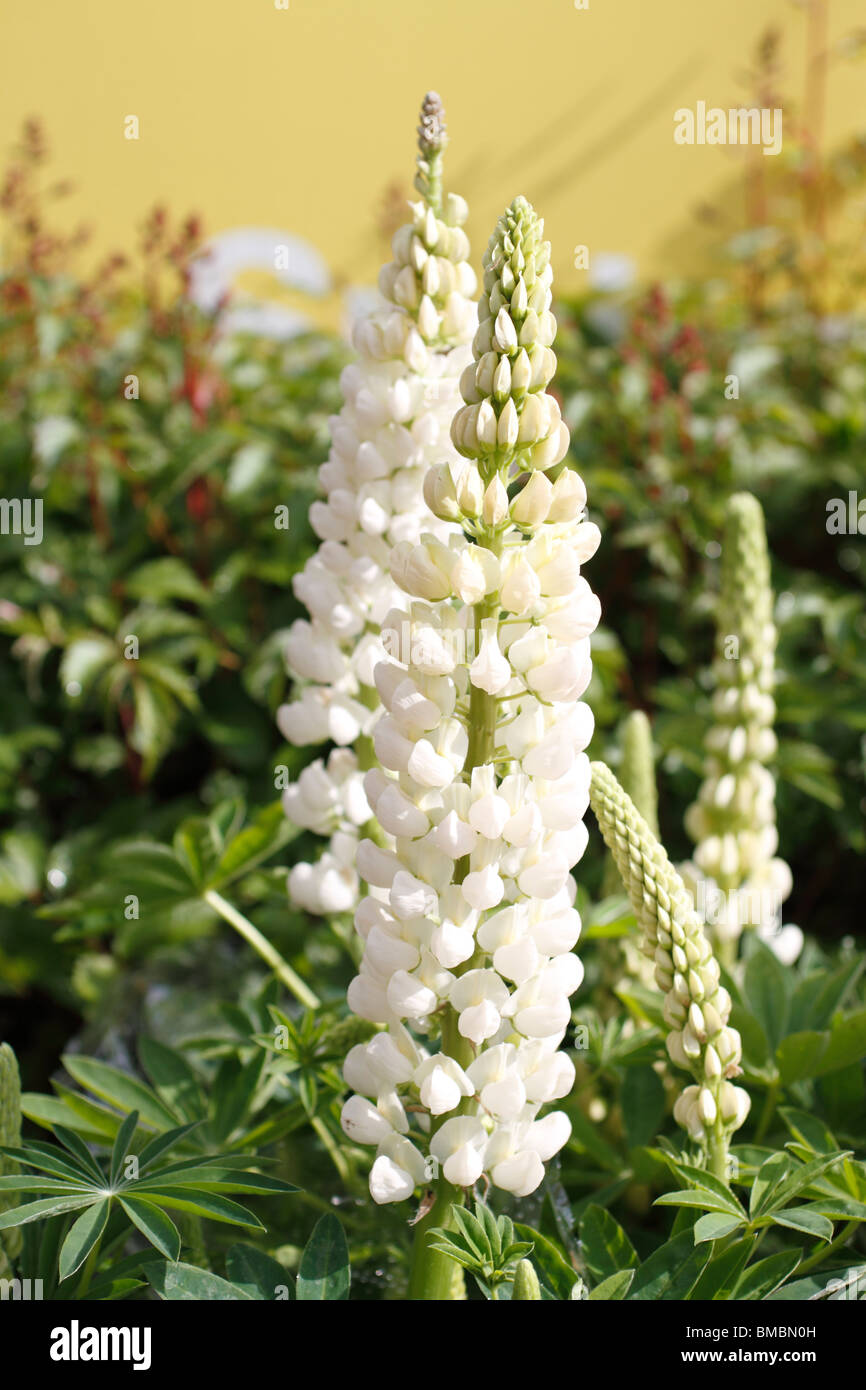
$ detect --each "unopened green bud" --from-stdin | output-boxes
[512,1258,542,1300]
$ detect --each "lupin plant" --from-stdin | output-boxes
[338,195,601,1298]
[278,94,477,917]
[0,1043,22,1278]
[679,492,796,967]
[589,762,750,1180]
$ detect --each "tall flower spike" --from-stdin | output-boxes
[0,1043,22,1276]
[679,493,798,967]
[589,761,750,1179]
[277,95,477,918]
[602,709,657,897]
[341,197,601,1297]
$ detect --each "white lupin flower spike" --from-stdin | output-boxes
[277,93,477,919]
[341,196,601,1262]
[679,492,799,968]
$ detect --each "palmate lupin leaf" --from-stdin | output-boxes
[0,1108,298,1283]
[427,1199,534,1296]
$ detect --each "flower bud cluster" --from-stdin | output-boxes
[277,97,477,916]
[680,493,796,961]
[341,198,601,1205]
[589,761,751,1149]
[450,196,569,473]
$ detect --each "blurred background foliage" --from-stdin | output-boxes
[0,15,864,1298]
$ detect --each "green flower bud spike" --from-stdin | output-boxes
[589,762,750,1182]
[681,492,793,969]
[451,195,570,474]
[512,1258,542,1300]
[0,1042,23,1275]
[602,709,658,897]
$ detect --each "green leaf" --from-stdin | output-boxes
[750,1152,793,1218]
[776,1031,829,1086]
[694,1212,746,1243]
[688,1237,754,1300]
[757,1152,851,1218]
[588,1269,635,1300]
[138,1188,264,1229]
[110,1110,139,1186]
[450,1206,489,1263]
[615,981,667,1032]
[769,1264,866,1301]
[296,1213,350,1301]
[20,1093,110,1144]
[211,1052,265,1143]
[51,1084,126,1141]
[513,1224,575,1300]
[58,1199,109,1282]
[138,1039,205,1124]
[59,638,115,697]
[126,557,210,604]
[137,1167,296,1196]
[173,818,221,891]
[62,1056,179,1131]
[806,1197,866,1221]
[771,1206,834,1242]
[146,1260,255,1301]
[137,1123,202,1173]
[789,958,864,1032]
[670,1161,747,1217]
[52,1125,105,1183]
[0,1141,95,1185]
[742,941,791,1052]
[733,1249,802,1300]
[119,1196,182,1262]
[578,1204,639,1282]
[730,1003,774,1076]
[818,1009,866,1077]
[621,1065,666,1150]
[0,1175,89,1195]
[656,1189,742,1217]
[212,802,294,887]
[226,1243,292,1300]
[629,1230,712,1299]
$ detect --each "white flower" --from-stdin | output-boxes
[343,195,600,1207]
[279,103,477,919]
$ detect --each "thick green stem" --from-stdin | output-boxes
[707,1116,731,1185]
[204,888,320,1010]
[407,1177,465,1300]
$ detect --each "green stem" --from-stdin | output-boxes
[204,888,320,1010]
[707,1119,731,1185]
[312,1115,351,1182]
[796,1220,857,1278]
[407,1177,465,1300]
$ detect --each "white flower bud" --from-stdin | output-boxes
[483,476,509,525]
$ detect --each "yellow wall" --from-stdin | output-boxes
[2,0,864,308]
